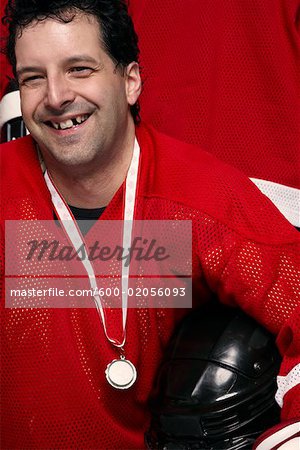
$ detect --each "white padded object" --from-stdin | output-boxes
[0,90,22,129]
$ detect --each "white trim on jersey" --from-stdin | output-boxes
[277,437,300,450]
[255,421,300,450]
[250,178,300,228]
[275,363,300,408]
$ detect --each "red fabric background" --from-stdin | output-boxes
[1,0,299,186]
[128,0,300,188]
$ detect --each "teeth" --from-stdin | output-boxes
[50,114,89,130]
[60,119,73,129]
[76,115,84,124]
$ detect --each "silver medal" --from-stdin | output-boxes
[105,356,137,389]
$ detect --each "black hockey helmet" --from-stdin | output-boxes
[145,301,281,450]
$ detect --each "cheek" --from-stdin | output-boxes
[73,81,103,108]
[83,75,127,104]
[82,86,118,112]
[20,89,41,121]
[19,96,32,123]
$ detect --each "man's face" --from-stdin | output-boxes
[15,12,141,171]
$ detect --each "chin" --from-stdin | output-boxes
[55,154,94,167]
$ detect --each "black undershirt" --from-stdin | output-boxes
[54,205,106,235]
[69,205,106,234]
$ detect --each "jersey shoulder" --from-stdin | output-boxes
[137,123,299,243]
[1,135,39,174]
[1,136,51,219]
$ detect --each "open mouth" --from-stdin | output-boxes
[45,114,90,130]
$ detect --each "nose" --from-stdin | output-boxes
[45,74,75,111]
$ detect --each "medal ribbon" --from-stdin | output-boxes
[44,138,140,350]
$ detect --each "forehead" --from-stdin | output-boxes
[15,12,108,67]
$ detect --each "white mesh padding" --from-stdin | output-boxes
[276,364,300,408]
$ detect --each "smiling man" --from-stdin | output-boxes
[1,1,300,449]
[14,8,141,208]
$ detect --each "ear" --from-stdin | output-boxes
[125,62,141,105]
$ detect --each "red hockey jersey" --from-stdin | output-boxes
[1,123,300,448]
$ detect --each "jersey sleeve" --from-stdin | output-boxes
[194,212,300,423]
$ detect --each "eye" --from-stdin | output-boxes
[20,75,44,86]
[69,66,94,76]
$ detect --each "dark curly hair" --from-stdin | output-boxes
[2,0,141,123]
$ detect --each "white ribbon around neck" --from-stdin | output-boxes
[43,138,140,350]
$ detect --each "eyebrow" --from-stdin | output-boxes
[16,55,100,79]
[16,66,44,79]
[63,55,100,65]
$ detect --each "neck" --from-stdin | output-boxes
[43,123,136,208]
[53,167,128,209]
